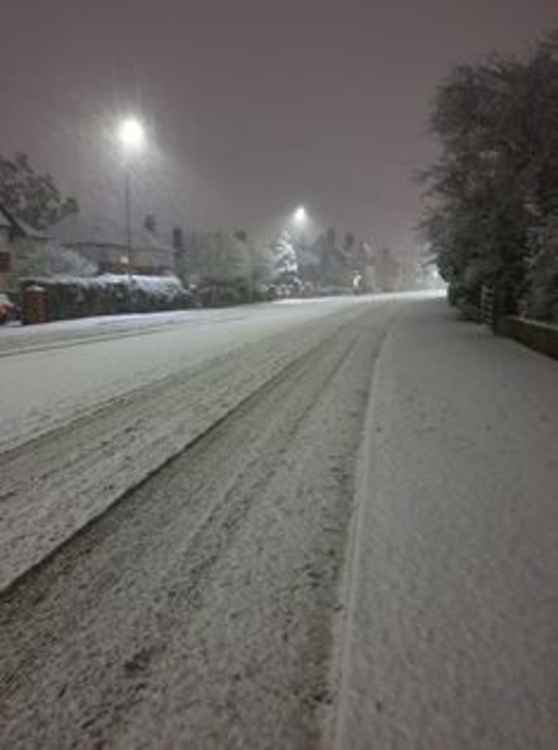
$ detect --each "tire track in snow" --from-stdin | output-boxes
[0,303,390,594]
[1,305,395,749]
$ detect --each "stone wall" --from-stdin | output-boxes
[498,317,558,360]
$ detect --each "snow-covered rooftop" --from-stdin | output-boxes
[50,213,175,255]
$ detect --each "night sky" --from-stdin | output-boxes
[2,0,557,252]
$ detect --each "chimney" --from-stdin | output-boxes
[144,214,157,233]
[173,226,184,251]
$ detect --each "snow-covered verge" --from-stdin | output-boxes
[334,297,558,749]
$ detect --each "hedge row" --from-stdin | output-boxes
[20,274,194,321]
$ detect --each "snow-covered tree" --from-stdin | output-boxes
[0,152,78,229]
[270,230,299,283]
[420,29,558,316]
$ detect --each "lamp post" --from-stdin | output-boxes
[124,169,132,272]
[117,117,145,275]
[291,204,308,240]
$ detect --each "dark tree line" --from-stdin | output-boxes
[420,30,558,321]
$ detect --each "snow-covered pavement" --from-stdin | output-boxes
[335,297,558,749]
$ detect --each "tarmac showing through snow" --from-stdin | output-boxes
[1,292,557,749]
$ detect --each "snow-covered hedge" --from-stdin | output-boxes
[20,274,194,321]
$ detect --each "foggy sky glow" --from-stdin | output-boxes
[1,0,557,251]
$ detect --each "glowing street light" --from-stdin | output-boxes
[118,117,145,152]
[117,117,146,274]
[293,205,307,225]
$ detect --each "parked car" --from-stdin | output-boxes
[0,292,17,324]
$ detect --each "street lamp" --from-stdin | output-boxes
[117,117,145,274]
[119,118,145,152]
[293,205,307,226]
[290,205,310,249]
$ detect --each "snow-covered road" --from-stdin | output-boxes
[0,295,391,451]
[1,294,401,591]
[1,293,402,748]
[1,292,557,749]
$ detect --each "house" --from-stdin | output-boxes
[374,248,401,292]
[0,204,50,293]
[50,213,176,275]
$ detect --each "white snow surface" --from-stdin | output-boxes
[334,297,558,749]
[2,292,557,748]
[0,297,396,748]
[0,293,400,592]
[0,296,386,451]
